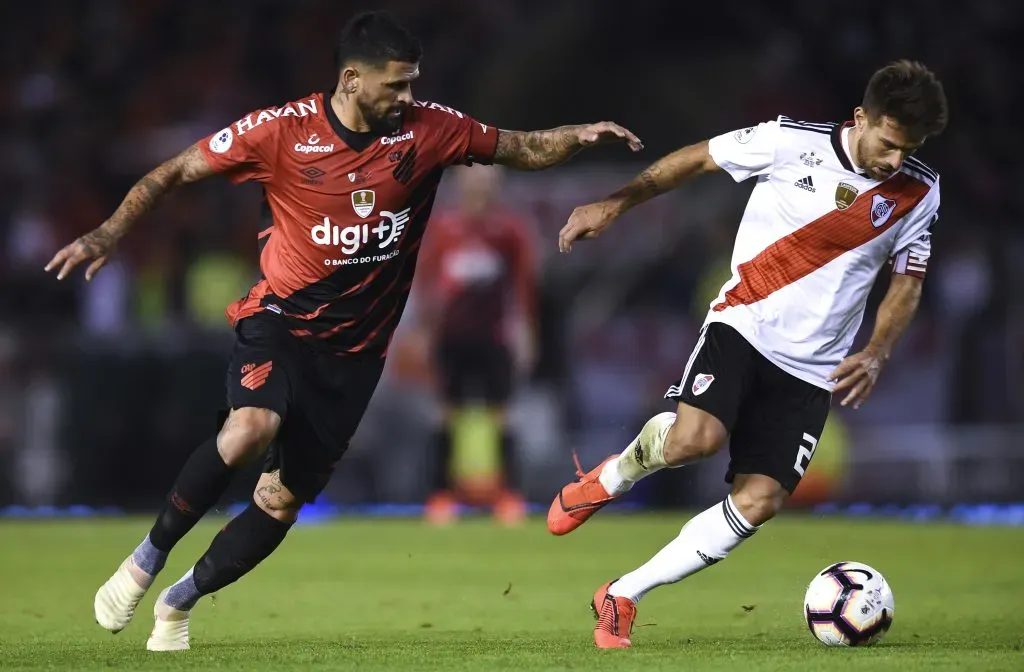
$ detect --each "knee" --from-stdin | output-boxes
[253,470,302,523]
[217,407,281,467]
[662,416,726,466]
[730,476,788,526]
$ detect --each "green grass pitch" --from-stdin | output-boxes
[1,514,1021,670]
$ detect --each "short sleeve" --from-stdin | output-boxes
[417,101,499,168]
[198,108,278,184]
[707,119,781,182]
[890,179,939,279]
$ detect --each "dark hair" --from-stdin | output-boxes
[862,60,948,139]
[334,11,422,70]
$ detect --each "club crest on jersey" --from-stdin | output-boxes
[834,182,859,210]
[870,194,897,228]
[351,189,375,218]
[692,373,715,396]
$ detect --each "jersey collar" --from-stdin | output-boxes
[830,121,866,175]
[323,91,379,153]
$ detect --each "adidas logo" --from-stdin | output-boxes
[696,550,721,566]
[795,175,816,192]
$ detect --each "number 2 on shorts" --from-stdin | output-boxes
[793,432,818,476]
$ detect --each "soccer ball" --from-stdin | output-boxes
[803,561,894,646]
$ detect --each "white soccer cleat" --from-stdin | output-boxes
[147,589,190,652]
[94,557,149,633]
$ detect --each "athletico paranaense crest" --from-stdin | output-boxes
[834,182,859,210]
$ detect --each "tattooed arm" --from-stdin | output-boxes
[494,127,587,170]
[46,144,215,280]
[493,121,643,171]
[558,140,720,252]
[606,141,720,210]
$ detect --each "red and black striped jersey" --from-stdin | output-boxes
[417,206,536,343]
[198,93,498,354]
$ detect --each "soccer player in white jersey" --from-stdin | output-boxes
[547,60,948,648]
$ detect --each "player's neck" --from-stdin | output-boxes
[330,91,372,134]
[843,126,866,172]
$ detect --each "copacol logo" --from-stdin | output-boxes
[311,208,411,264]
[380,130,414,146]
[294,133,334,154]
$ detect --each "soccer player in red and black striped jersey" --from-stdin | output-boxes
[46,11,642,651]
[415,164,539,525]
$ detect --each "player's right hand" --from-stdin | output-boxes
[45,225,118,281]
[558,201,621,253]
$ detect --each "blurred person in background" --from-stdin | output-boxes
[415,164,538,525]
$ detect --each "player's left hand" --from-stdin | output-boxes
[577,122,643,152]
[44,225,118,282]
[828,348,887,409]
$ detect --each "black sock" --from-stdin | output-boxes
[193,504,292,595]
[148,436,235,552]
[500,427,519,490]
[429,426,452,492]
[163,504,292,611]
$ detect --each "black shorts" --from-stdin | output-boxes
[225,313,385,503]
[665,322,831,493]
[436,339,513,404]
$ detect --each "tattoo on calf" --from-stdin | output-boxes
[255,471,286,509]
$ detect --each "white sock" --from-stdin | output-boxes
[598,412,675,496]
[609,495,758,602]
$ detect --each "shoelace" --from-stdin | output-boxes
[571,450,586,479]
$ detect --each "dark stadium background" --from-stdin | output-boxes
[1,0,1021,515]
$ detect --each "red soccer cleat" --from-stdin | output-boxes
[546,453,618,535]
[424,491,459,526]
[591,581,636,649]
[493,489,527,527]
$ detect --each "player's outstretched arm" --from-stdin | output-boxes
[45,144,214,281]
[829,274,924,409]
[558,140,718,252]
[493,122,643,171]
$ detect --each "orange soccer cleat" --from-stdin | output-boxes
[546,453,618,535]
[492,489,527,526]
[424,491,459,526]
[591,581,636,649]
